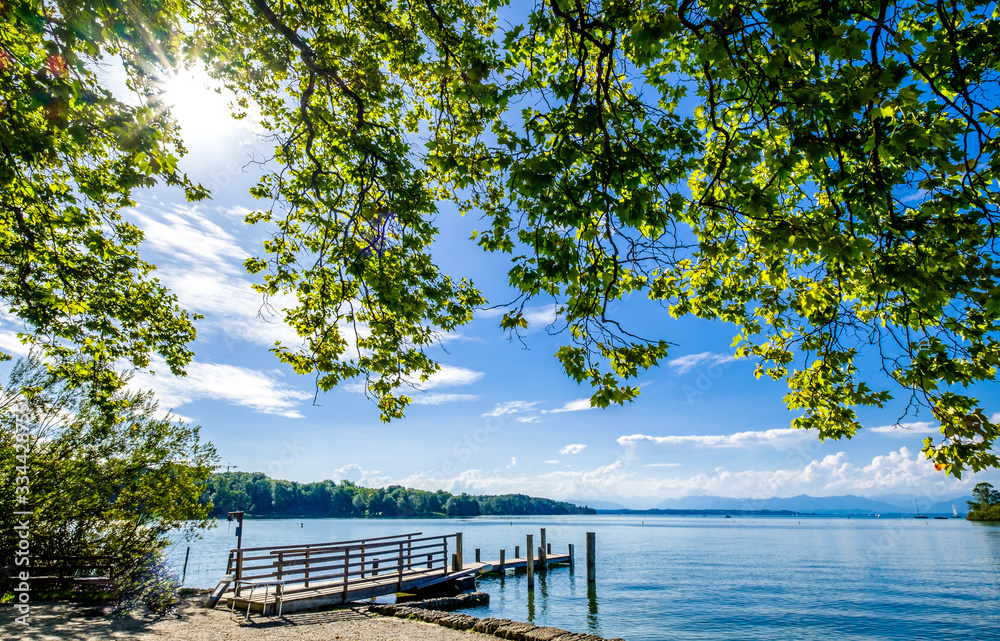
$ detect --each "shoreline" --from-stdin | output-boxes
[0,593,625,641]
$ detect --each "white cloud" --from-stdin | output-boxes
[645,447,971,499]
[869,421,939,436]
[344,365,485,400]
[131,357,312,418]
[481,400,540,418]
[645,463,682,468]
[420,365,484,389]
[129,201,305,349]
[543,398,594,414]
[331,463,393,487]
[559,443,587,455]
[507,457,518,469]
[522,304,559,328]
[478,304,559,330]
[516,416,541,424]
[0,329,32,358]
[618,428,814,450]
[667,351,734,374]
[545,460,560,464]
[410,393,479,405]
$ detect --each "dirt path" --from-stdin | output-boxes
[0,595,492,641]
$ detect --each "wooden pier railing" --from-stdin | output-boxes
[227,532,457,597]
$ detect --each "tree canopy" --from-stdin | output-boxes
[205,471,595,517]
[3,0,1000,476]
[966,481,1000,520]
[0,358,217,587]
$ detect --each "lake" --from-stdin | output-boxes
[166,515,1000,640]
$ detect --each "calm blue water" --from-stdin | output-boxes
[166,515,1000,640]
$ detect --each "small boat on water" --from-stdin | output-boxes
[934,516,948,519]
[913,498,928,519]
[952,504,961,518]
[723,515,731,519]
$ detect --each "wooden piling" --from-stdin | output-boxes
[586,532,596,582]
[475,548,481,563]
[526,534,534,589]
[568,543,575,570]
[456,532,464,569]
[547,543,552,554]
[539,528,547,573]
[515,545,520,559]
[452,553,460,571]
[499,549,506,573]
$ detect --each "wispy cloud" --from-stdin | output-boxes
[559,443,587,455]
[667,352,733,374]
[618,428,815,449]
[481,400,541,418]
[131,357,311,418]
[516,416,541,424]
[129,201,304,349]
[545,459,560,465]
[645,463,682,468]
[869,421,939,436]
[420,365,484,389]
[478,304,559,331]
[0,327,32,358]
[543,398,594,414]
[410,393,479,405]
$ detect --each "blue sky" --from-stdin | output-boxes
[6,61,998,509]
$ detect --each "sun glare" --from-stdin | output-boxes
[160,66,240,144]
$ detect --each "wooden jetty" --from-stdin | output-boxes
[480,551,572,573]
[221,532,489,615]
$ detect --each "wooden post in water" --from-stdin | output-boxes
[452,553,460,571]
[547,543,552,554]
[456,532,464,569]
[499,549,506,573]
[539,528,547,573]
[475,548,481,563]
[515,545,520,559]
[586,532,596,583]
[568,543,575,570]
[526,534,534,589]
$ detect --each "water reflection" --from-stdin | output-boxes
[587,581,599,634]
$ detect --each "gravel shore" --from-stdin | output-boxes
[1,595,493,641]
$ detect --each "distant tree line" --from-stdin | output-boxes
[967,483,1000,521]
[204,472,595,518]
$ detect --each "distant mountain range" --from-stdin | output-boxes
[568,494,972,515]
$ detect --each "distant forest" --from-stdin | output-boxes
[204,472,596,518]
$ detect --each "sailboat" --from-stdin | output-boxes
[952,503,961,518]
[913,498,928,519]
